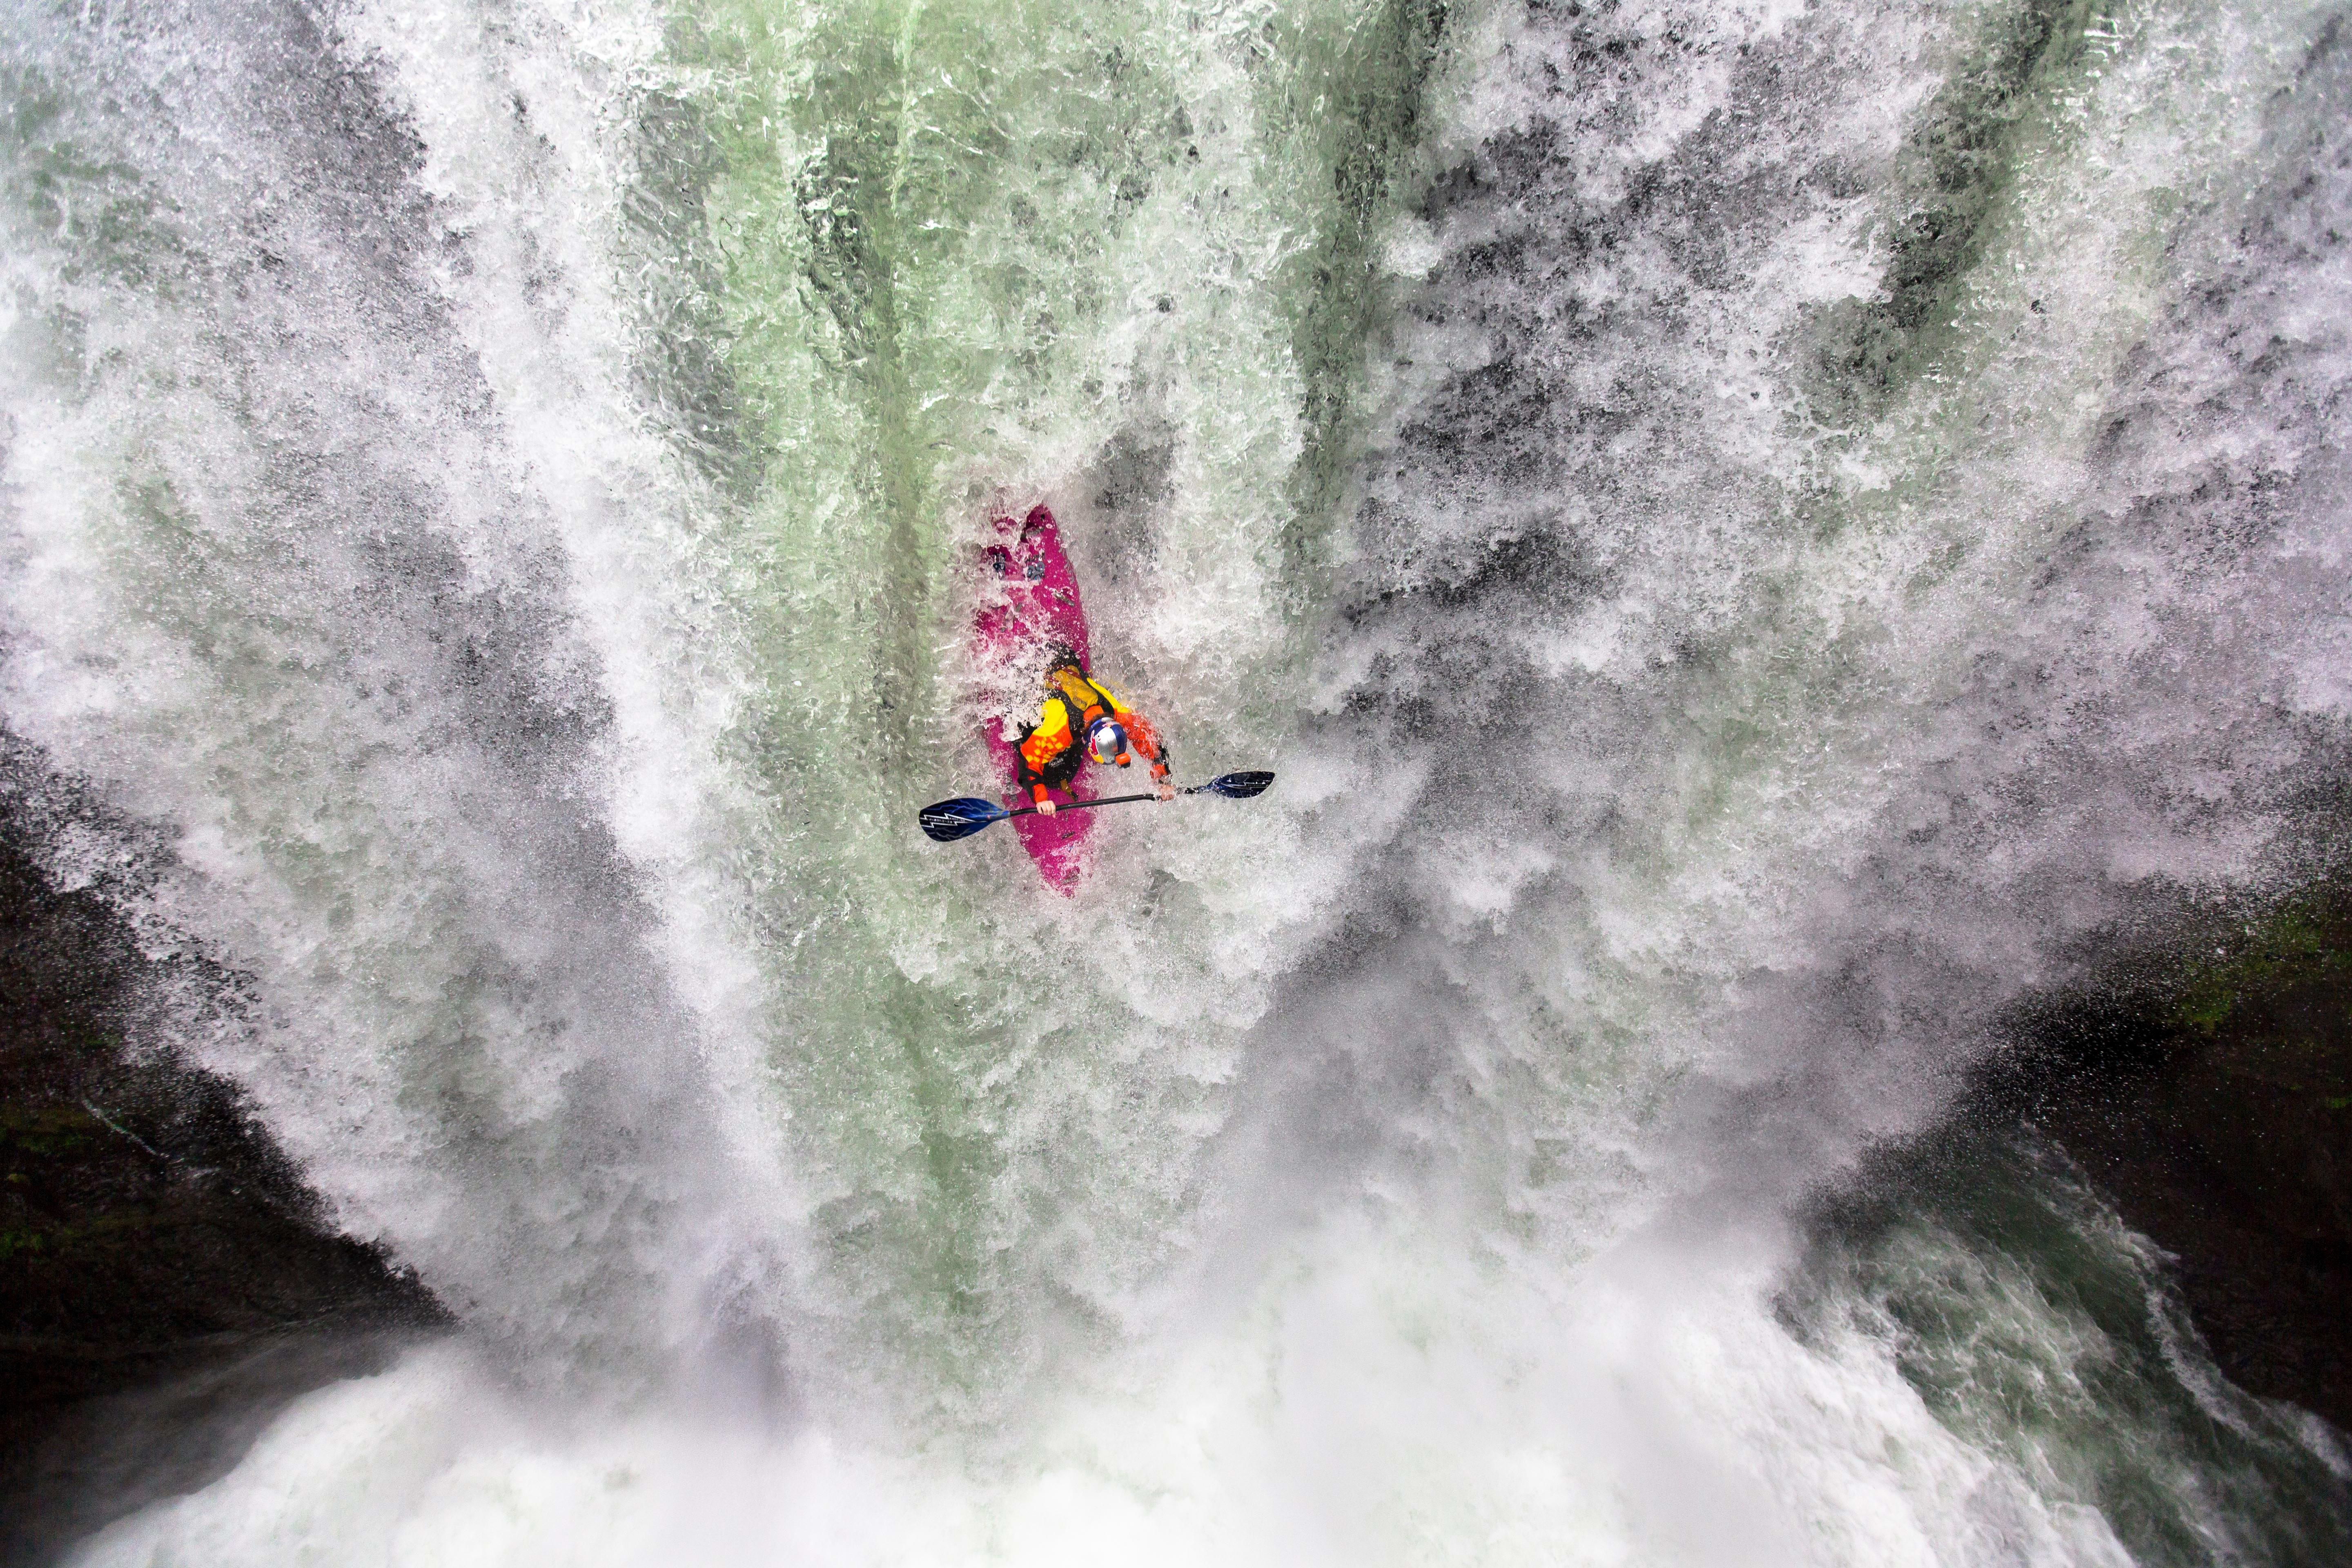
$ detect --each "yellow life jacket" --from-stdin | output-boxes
[1018,669,1162,789]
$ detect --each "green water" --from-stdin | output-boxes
[629,0,1468,1410]
[6,0,2352,1558]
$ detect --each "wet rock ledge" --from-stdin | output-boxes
[1975,895,2352,1433]
[0,779,441,1562]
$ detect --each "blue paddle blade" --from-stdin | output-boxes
[919,797,1009,842]
[1193,771,1274,800]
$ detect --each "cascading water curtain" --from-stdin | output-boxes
[3,0,2350,1561]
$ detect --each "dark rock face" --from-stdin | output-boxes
[3,1327,425,1566]
[0,760,443,1564]
[1976,904,2352,1433]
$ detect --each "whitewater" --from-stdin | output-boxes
[4,0,2351,1560]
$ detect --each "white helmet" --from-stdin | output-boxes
[1086,718,1129,766]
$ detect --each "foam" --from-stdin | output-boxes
[65,1203,2152,1568]
[7,0,2352,1557]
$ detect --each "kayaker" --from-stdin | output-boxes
[1018,652,1174,816]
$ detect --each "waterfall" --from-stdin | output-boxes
[4,0,2349,1560]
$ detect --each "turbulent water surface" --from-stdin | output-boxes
[5,0,2352,1560]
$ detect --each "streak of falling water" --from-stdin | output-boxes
[2,0,2349,1561]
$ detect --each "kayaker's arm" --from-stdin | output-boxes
[1093,683,1174,795]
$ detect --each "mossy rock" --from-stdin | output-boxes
[0,744,443,1421]
[1978,881,2352,1427]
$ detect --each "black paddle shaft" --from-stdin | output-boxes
[1004,773,1267,821]
[1002,790,1163,820]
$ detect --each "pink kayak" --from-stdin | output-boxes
[973,505,1094,893]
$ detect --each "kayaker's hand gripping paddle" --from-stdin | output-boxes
[918,771,1274,844]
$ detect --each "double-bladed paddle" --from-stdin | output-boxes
[918,771,1274,843]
